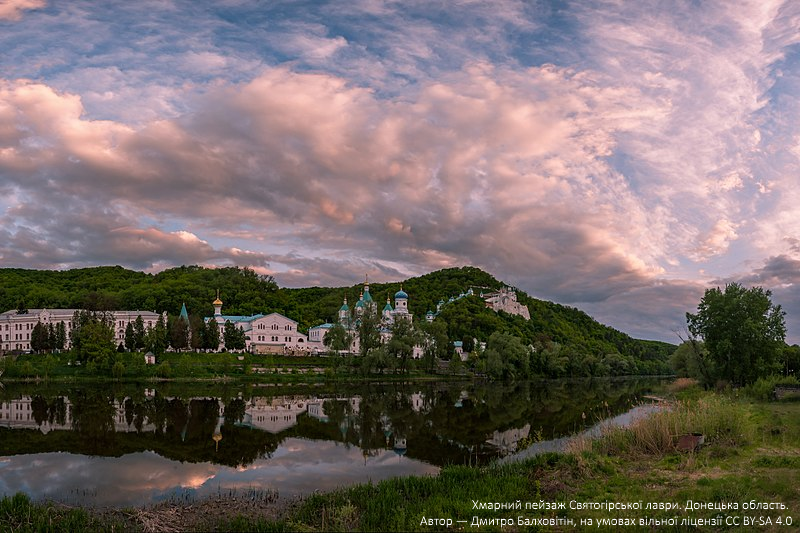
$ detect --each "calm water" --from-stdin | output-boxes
[0,379,661,507]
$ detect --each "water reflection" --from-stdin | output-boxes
[0,379,661,507]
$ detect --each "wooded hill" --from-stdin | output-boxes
[0,265,674,366]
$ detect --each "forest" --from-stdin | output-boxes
[0,265,675,375]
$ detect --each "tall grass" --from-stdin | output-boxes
[0,493,115,532]
[581,395,751,457]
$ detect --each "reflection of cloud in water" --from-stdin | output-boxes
[0,451,219,507]
[208,438,437,496]
[0,439,438,507]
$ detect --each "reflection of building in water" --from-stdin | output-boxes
[0,396,156,433]
[2,392,425,458]
[240,396,362,433]
[239,398,310,433]
[486,424,531,455]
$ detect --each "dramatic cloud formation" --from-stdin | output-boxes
[3,0,800,342]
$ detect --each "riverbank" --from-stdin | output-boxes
[3,382,798,531]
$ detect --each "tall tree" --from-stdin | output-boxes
[55,321,67,351]
[357,307,382,358]
[147,314,168,356]
[124,322,136,352]
[686,283,786,386]
[133,315,146,351]
[223,321,246,351]
[31,322,48,353]
[203,320,221,351]
[386,318,417,374]
[169,316,189,351]
[323,322,353,354]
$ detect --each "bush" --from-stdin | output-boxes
[745,375,800,402]
[112,361,125,379]
[156,361,173,378]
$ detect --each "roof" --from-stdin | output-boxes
[310,323,334,330]
[394,289,409,299]
[179,303,189,321]
[219,314,264,323]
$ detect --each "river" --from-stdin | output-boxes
[0,378,663,508]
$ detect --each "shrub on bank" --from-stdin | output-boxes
[587,396,751,456]
[744,375,799,402]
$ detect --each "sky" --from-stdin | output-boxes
[2,0,800,343]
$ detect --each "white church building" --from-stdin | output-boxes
[204,295,308,354]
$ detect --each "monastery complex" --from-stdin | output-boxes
[1,279,529,356]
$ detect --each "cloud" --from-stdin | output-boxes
[0,65,665,300]
[0,0,45,21]
[5,1,800,343]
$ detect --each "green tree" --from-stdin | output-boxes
[323,322,353,354]
[124,322,136,352]
[31,322,48,353]
[448,352,463,375]
[169,316,189,351]
[357,308,382,358]
[54,321,67,351]
[133,315,146,351]
[419,319,449,373]
[483,332,529,381]
[146,314,168,356]
[112,361,125,379]
[223,321,246,351]
[686,283,786,386]
[79,320,115,368]
[189,315,205,351]
[203,320,221,351]
[386,318,417,374]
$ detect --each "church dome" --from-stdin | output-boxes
[394,289,408,300]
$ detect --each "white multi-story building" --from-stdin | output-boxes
[205,296,308,354]
[481,287,530,320]
[0,308,164,354]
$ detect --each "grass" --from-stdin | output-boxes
[0,493,125,532]
[4,387,800,531]
[577,394,752,457]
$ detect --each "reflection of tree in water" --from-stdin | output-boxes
[49,397,67,426]
[70,390,117,454]
[166,398,189,440]
[223,398,246,425]
[2,379,662,468]
[29,395,67,429]
[31,395,48,426]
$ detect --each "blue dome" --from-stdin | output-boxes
[394,289,409,299]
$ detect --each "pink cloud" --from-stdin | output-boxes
[0,0,45,21]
